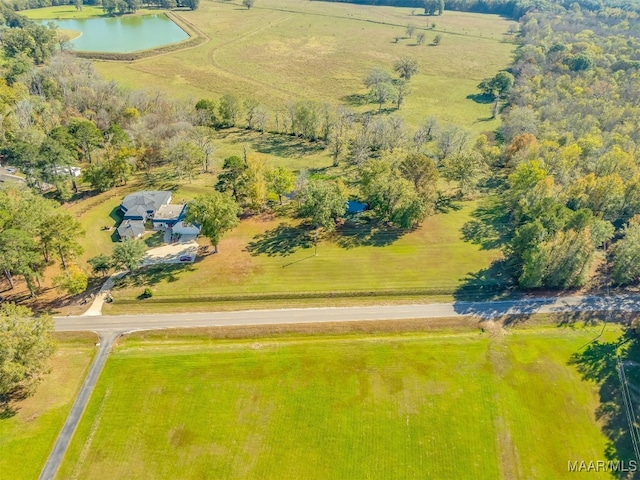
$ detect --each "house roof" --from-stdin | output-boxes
[123,205,148,219]
[121,191,171,215]
[153,204,186,221]
[117,219,145,239]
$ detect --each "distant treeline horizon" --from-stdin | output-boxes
[311,0,640,18]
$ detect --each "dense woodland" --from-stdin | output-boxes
[495,4,640,288]
[1,0,640,297]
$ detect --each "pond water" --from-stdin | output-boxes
[42,14,189,53]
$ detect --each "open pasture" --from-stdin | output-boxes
[0,333,97,480]
[89,0,516,131]
[57,326,616,479]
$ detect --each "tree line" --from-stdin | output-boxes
[483,3,640,288]
[311,0,640,19]
[3,0,200,13]
[0,183,86,297]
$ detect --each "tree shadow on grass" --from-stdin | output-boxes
[335,219,405,249]
[0,391,28,419]
[466,93,494,104]
[569,329,640,478]
[435,193,463,213]
[461,196,512,250]
[453,260,515,304]
[141,170,180,191]
[245,223,313,257]
[144,231,164,248]
[113,264,194,290]
[341,93,370,107]
[250,135,325,158]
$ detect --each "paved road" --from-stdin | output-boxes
[39,332,118,480]
[54,293,640,333]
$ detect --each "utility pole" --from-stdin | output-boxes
[314,229,319,256]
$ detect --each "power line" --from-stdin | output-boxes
[617,354,640,462]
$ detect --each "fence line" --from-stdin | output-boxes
[113,284,512,305]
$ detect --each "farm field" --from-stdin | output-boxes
[56,325,618,479]
[0,333,97,480]
[85,0,516,131]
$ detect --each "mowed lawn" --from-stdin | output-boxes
[91,0,516,131]
[107,200,501,302]
[56,327,616,479]
[0,333,97,480]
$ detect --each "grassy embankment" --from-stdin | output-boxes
[57,322,617,479]
[0,333,97,480]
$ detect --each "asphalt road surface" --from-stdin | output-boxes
[54,293,640,333]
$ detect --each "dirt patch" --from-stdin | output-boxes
[53,331,100,343]
[168,424,195,448]
[495,414,522,480]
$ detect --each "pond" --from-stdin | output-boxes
[42,14,189,53]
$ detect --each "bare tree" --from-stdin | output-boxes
[329,107,354,167]
[395,80,411,109]
[244,98,260,130]
[189,126,216,172]
[254,107,269,133]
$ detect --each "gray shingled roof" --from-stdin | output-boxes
[154,204,186,221]
[121,191,171,216]
[117,220,145,240]
[123,205,148,220]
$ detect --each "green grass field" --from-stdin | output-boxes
[89,0,515,132]
[56,325,617,479]
[106,200,502,306]
[0,333,97,480]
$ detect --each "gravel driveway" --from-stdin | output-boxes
[142,241,199,265]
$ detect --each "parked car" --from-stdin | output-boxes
[179,255,193,262]
[5,167,16,173]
